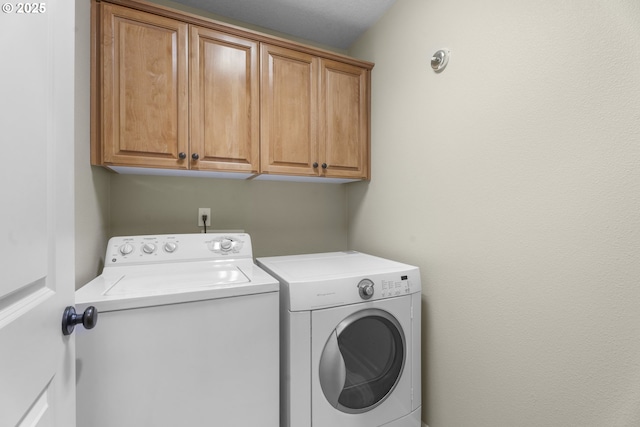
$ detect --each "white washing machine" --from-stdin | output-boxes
[257,251,421,427]
[75,233,279,427]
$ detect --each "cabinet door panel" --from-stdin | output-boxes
[261,44,318,176]
[101,4,188,168]
[320,59,369,179]
[190,27,259,172]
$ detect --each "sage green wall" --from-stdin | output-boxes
[108,175,348,257]
[347,1,640,426]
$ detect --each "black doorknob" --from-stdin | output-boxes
[178,152,187,159]
[192,153,200,160]
[62,306,98,336]
[321,163,328,169]
[313,162,319,168]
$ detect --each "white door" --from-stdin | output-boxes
[0,1,76,426]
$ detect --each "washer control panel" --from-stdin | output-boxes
[208,236,244,255]
[105,233,252,266]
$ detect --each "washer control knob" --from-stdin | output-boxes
[220,238,233,251]
[142,243,156,254]
[164,242,178,253]
[358,279,375,300]
[119,243,134,255]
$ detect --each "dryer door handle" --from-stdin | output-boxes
[318,330,346,408]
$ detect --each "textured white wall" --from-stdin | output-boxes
[348,1,640,425]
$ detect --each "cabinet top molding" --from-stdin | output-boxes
[96,0,375,70]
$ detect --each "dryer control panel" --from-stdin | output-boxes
[379,275,412,298]
[257,251,421,312]
[290,270,419,311]
[357,276,412,300]
[105,233,253,266]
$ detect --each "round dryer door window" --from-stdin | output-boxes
[318,308,405,414]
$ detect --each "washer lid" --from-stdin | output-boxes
[104,262,249,296]
[76,259,278,313]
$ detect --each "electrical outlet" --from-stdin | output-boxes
[198,208,211,227]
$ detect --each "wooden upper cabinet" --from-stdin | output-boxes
[190,26,259,173]
[261,44,319,176]
[99,3,189,168]
[261,44,370,179]
[93,1,372,180]
[320,59,370,179]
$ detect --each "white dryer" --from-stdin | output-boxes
[257,251,421,427]
[75,233,279,427]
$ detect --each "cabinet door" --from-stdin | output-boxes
[319,59,370,179]
[261,44,319,176]
[190,27,259,172]
[101,4,188,168]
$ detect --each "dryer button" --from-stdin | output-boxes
[358,279,374,300]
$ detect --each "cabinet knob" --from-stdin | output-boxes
[192,153,200,160]
[322,163,328,169]
[178,152,187,160]
[313,162,319,168]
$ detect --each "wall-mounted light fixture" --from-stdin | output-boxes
[431,49,450,72]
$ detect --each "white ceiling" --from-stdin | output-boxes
[170,0,396,50]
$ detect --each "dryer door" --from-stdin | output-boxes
[319,308,405,414]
